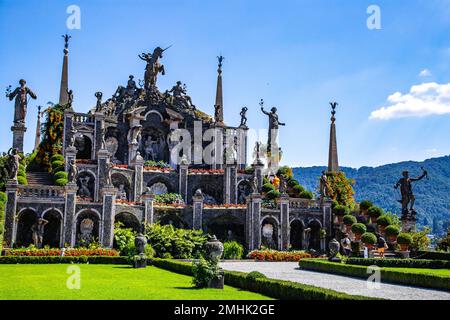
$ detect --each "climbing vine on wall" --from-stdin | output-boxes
[28,104,66,172]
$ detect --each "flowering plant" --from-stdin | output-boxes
[247,249,311,262]
[5,247,119,257]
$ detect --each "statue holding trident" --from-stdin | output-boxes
[394,167,428,219]
[138,46,171,90]
[260,99,285,154]
[6,79,37,125]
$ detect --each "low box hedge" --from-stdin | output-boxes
[299,259,450,291]
[346,258,450,269]
[150,258,376,300]
[0,256,129,264]
[412,251,450,261]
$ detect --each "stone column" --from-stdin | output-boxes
[101,185,117,248]
[278,193,290,251]
[64,146,77,171]
[192,190,204,230]
[252,162,264,191]
[3,180,19,248]
[245,192,262,251]
[179,162,189,203]
[223,164,238,204]
[236,125,248,171]
[96,148,110,202]
[322,199,333,240]
[64,182,77,247]
[63,110,75,155]
[142,192,155,225]
[94,112,105,157]
[11,124,27,153]
[130,153,144,202]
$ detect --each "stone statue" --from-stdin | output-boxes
[328,238,341,262]
[138,46,170,89]
[78,176,91,198]
[260,99,285,152]
[62,34,71,49]
[67,89,74,109]
[169,81,195,109]
[135,232,148,255]
[304,227,311,250]
[240,107,248,126]
[68,159,78,184]
[31,218,48,249]
[95,92,103,112]
[6,79,37,125]
[69,128,77,148]
[127,125,142,145]
[105,161,113,186]
[6,148,22,180]
[251,176,259,194]
[279,175,288,194]
[117,184,127,200]
[320,170,329,198]
[394,168,428,218]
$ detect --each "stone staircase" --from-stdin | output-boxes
[26,172,54,186]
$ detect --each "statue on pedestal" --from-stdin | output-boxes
[68,159,78,184]
[168,81,195,109]
[31,218,48,249]
[6,148,22,180]
[138,46,170,89]
[320,170,330,198]
[239,107,248,126]
[95,92,103,112]
[394,167,428,219]
[6,79,37,125]
[260,99,285,153]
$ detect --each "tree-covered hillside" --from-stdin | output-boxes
[293,155,450,234]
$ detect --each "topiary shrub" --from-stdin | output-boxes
[292,184,305,195]
[376,215,392,227]
[287,178,299,188]
[51,154,64,163]
[333,205,350,217]
[351,223,367,235]
[54,171,68,180]
[17,176,27,185]
[262,183,276,193]
[266,189,281,200]
[223,241,244,260]
[55,178,68,186]
[298,190,313,199]
[51,160,64,171]
[359,200,373,212]
[368,206,383,220]
[397,233,413,245]
[361,232,377,245]
[343,214,357,226]
[385,225,400,237]
[246,271,267,281]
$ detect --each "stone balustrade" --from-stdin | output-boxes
[289,198,321,210]
[73,113,94,124]
[19,186,66,199]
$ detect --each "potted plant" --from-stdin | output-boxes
[385,225,400,242]
[342,214,357,233]
[397,233,413,251]
[333,205,350,224]
[376,215,392,234]
[367,206,383,224]
[359,200,373,218]
[361,232,377,250]
[351,223,367,241]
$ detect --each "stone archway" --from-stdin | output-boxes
[75,210,101,246]
[207,215,245,245]
[42,209,63,248]
[115,212,141,232]
[307,219,322,251]
[112,173,131,201]
[159,213,187,229]
[290,219,304,250]
[77,170,96,200]
[261,216,279,250]
[15,209,38,247]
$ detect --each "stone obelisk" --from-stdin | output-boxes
[328,102,339,172]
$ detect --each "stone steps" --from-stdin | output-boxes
[26,172,54,186]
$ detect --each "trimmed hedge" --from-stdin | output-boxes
[150,258,377,300]
[0,256,129,264]
[346,258,450,269]
[413,251,450,261]
[299,259,450,291]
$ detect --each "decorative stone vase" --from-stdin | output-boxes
[399,244,409,252]
[344,224,352,233]
[365,243,375,250]
[328,238,341,262]
[388,235,398,243]
[134,233,148,269]
[370,216,378,224]
[354,233,362,241]
[133,253,147,269]
[204,235,224,262]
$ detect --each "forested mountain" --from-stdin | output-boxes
[293,155,450,233]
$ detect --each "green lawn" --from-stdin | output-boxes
[0,264,271,300]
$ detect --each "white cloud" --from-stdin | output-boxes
[370,82,450,120]
[419,69,432,77]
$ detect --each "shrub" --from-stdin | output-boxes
[192,257,221,288]
[17,176,27,185]
[385,225,400,237]
[246,271,267,281]
[351,223,367,235]
[153,193,184,205]
[247,249,311,262]
[4,247,119,257]
[276,166,293,178]
[361,232,377,245]
[368,206,383,218]
[144,245,155,258]
[397,233,413,245]
[333,205,350,217]
[144,160,171,169]
[114,222,137,257]
[51,154,64,163]
[145,224,207,259]
[346,258,450,269]
[411,227,431,252]
[222,241,244,259]
[359,200,373,212]
[54,171,68,180]
[287,178,299,188]
[51,160,64,171]
[266,189,281,200]
[55,178,68,186]
[376,215,392,227]
[343,214,357,226]
[298,190,313,199]
[262,183,276,193]
[292,184,305,195]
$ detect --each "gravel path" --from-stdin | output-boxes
[220,261,450,300]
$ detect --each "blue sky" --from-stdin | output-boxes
[1,0,450,168]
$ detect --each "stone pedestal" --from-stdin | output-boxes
[133,254,147,268]
[64,182,78,247]
[246,193,262,251]
[224,164,237,204]
[130,154,144,202]
[11,124,27,153]
[101,185,117,248]
[3,180,19,248]
[208,269,225,289]
[142,192,155,225]
[278,194,290,250]
[97,148,110,202]
[178,162,189,203]
[401,217,416,233]
[192,191,204,230]
[236,125,248,171]
[251,162,264,192]
[63,110,75,154]
[94,113,105,156]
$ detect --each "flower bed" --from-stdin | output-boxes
[4,248,120,257]
[188,169,224,175]
[247,249,312,262]
[113,164,129,169]
[143,166,173,173]
[115,199,143,206]
[153,203,186,209]
[203,204,246,209]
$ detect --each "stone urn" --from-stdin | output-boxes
[133,233,148,269]
[204,235,224,262]
[328,238,341,262]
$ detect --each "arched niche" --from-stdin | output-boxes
[112,173,131,201]
[15,209,38,248]
[290,219,304,250]
[115,212,141,232]
[77,170,96,200]
[206,214,245,245]
[237,179,251,204]
[261,216,279,250]
[75,134,93,159]
[42,209,63,248]
[306,219,322,251]
[75,210,100,246]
